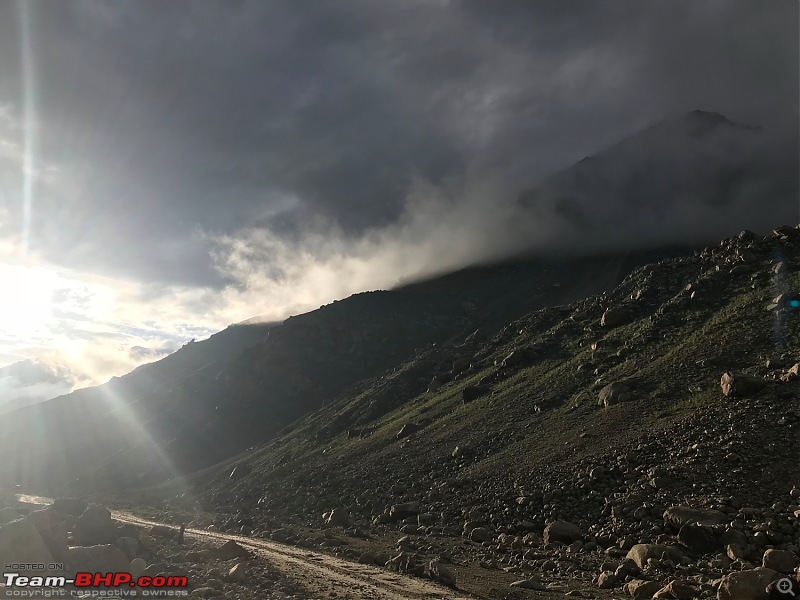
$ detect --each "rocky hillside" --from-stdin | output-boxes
[164,224,800,599]
[0,249,683,493]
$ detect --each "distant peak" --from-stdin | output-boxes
[678,109,757,135]
[685,109,731,122]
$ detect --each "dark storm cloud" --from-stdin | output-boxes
[0,0,796,287]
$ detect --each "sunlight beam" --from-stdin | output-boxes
[18,0,37,258]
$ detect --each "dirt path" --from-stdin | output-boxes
[19,495,475,600]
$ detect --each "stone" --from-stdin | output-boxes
[601,307,630,328]
[427,561,456,587]
[130,558,147,577]
[720,372,766,398]
[653,580,695,599]
[762,549,797,573]
[510,579,550,590]
[469,527,492,543]
[626,544,683,569]
[544,520,583,545]
[66,544,130,576]
[597,571,617,589]
[598,382,632,407]
[501,350,525,368]
[727,543,750,561]
[663,506,728,528]
[678,523,719,554]
[325,508,351,527]
[149,524,175,538]
[396,423,421,439]
[214,540,249,560]
[462,385,489,403]
[624,579,664,600]
[227,563,246,582]
[717,568,779,600]
[74,506,116,546]
[389,502,420,520]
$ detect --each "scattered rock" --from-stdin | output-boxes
[543,520,583,545]
[227,563,247,582]
[717,567,779,600]
[677,523,719,554]
[397,422,421,439]
[67,544,130,576]
[624,579,664,599]
[663,506,728,528]
[762,549,797,573]
[462,385,489,403]
[325,508,351,527]
[74,506,116,546]
[626,544,683,569]
[601,307,630,328]
[427,560,456,587]
[598,382,632,407]
[214,540,249,560]
[720,372,766,398]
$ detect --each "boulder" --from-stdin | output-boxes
[720,372,766,398]
[130,557,147,577]
[601,307,630,328]
[543,521,583,545]
[66,544,130,576]
[598,382,632,407]
[396,423,421,439]
[677,524,719,554]
[389,502,420,520]
[624,579,664,600]
[149,524,175,538]
[717,568,778,600]
[427,561,456,587]
[74,506,116,546]
[214,540,249,560]
[462,385,489,403]
[762,549,797,573]
[469,527,492,543]
[227,563,247,583]
[501,350,525,368]
[626,544,683,569]
[664,506,728,528]
[452,357,472,374]
[653,580,696,599]
[325,508,351,528]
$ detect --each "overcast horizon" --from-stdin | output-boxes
[0,0,797,402]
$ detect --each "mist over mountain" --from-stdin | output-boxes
[517,110,798,254]
[0,359,74,415]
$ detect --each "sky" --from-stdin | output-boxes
[0,0,797,397]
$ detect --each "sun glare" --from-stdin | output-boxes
[0,263,56,338]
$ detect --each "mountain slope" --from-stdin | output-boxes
[0,249,685,493]
[189,225,799,572]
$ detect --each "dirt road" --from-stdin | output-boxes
[18,495,475,600]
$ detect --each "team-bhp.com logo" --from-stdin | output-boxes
[3,571,188,597]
